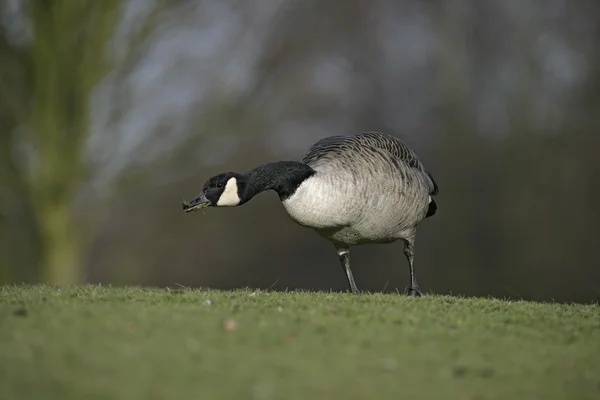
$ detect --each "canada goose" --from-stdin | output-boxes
[183,131,438,296]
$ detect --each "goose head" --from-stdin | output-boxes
[183,172,248,212]
[183,161,315,213]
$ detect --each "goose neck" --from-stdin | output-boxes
[245,161,315,200]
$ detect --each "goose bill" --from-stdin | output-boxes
[182,193,211,212]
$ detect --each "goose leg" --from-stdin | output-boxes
[403,238,422,297]
[336,248,360,294]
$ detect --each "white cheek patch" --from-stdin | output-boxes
[216,177,241,206]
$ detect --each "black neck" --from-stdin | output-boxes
[242,161,315,201]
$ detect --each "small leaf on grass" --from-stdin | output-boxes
[222,318,237,331]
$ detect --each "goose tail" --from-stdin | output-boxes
[425,171,438,218]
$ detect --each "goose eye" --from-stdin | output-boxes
[216,182,224,189]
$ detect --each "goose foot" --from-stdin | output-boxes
[407,286,422,297]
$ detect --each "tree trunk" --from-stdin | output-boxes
[37,204,82,284]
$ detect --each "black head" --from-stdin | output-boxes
[183,172,246,212]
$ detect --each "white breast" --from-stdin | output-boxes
[281,174,354,229]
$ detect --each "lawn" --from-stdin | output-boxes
[0,285,599,400]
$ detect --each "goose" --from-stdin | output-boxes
[183,131,438,296]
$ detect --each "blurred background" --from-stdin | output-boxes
[1,0,599,302]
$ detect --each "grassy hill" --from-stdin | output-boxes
[1,285,599,399]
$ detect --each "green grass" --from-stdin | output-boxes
[1,286,599,400]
